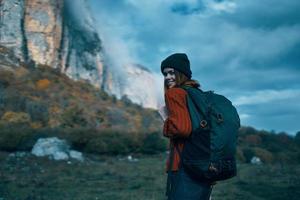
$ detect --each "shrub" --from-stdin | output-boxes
[1,111,31,124]
[244,134,262,146]
[41,128,139,155]
[49,128,167,155]
[140,132,167,154]
[236,147,246,163]
[0,70,14,86]
[25,100,49,125]
[84,130,138,155]
[121,95,133,106]
[36,79,50,90]
[296,131,300,145]
[59,127,94,151]
[253,147,274,163]
[242,148,255,163]
[61,106,87,128]
[30,122,43,129]
[97,90,110,101]
[239,126,258,136]
[0,123,38,151]
[276,151,300,164]
[1,91,27,112]
[0,79,10,89]
[15,67,29,78]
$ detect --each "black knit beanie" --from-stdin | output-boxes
[161,53,192,79]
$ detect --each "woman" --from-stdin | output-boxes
[160,53,213,200]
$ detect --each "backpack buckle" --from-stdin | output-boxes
[217,113,224,123]
[200,120,208,128]
[209,163,218,173]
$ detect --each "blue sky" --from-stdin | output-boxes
[88,0,300,135]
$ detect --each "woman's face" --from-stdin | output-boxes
[163,67,176,88]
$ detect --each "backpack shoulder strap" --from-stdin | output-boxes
[180,85,210,120]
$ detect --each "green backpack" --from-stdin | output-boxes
[179,85,240,182]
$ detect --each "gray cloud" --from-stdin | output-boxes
[237,98,300,134]
[88,0,300,135]
[170,2,205,15]
[219,0,300,29]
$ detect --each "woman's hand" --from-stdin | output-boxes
[158,105,168,121]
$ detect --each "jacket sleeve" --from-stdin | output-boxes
[163,88,192,138]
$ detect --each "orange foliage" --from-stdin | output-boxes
[49,106,61,114]
[48,118,61,127]
[15,67,29,78]
[277,133,292,145]
[30,122,43,129]
[245,134,262,146]
[253,147,274,163]
[81,93,94,101]
[36,79,50,90]
[1,111,31,123]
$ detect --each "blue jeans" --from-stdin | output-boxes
[166,168,213,200]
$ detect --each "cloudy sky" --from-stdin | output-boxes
[88,0,300,135]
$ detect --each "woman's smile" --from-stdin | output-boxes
[163,67,176,88]
[167,80,176,88]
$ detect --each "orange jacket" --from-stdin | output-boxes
[163,87,192,171]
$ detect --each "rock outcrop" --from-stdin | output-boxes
[0,0,105,88]
[0,0,158,108]
[123,64,158,109]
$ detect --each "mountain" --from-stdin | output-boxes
[103,63,158,109]
[0,0,159,108]
[0,45,162,133]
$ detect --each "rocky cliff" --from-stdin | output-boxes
[0,0,158,108]
[103,63,159,109]
[0,0,105,88]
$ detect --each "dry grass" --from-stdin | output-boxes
[0,151,299,200]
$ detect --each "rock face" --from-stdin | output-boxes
[122,64,158,109]
[0,0,158,108]
[60,0,105,88]
[0,0,27,59]
[24,0,63,68]
[0,0,105,88]
[103,63,158,108]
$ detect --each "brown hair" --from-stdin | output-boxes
[164,69,200,92]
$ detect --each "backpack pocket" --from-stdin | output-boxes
[182,159,210,180]
[182,158,237,182]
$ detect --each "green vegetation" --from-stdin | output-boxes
[0,45,167,154]
[1,45,299,163]
[1,45,300,199]
[238,126,300,164]
[1,123,299,164]
[0,152,299,200]
[0,124,168,155]
[0,45,162,134]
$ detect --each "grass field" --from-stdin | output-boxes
[0,151,299,200]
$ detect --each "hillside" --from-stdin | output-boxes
[237,126,300,164]
[1,44,299,160]
[0,45,164,154]
[0,0,159,108]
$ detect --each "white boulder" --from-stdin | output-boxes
[69,150,84,162]
[127,155,139,162]
[53,151,69,161]
[31,137,84,162]
[251,156,262,165]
